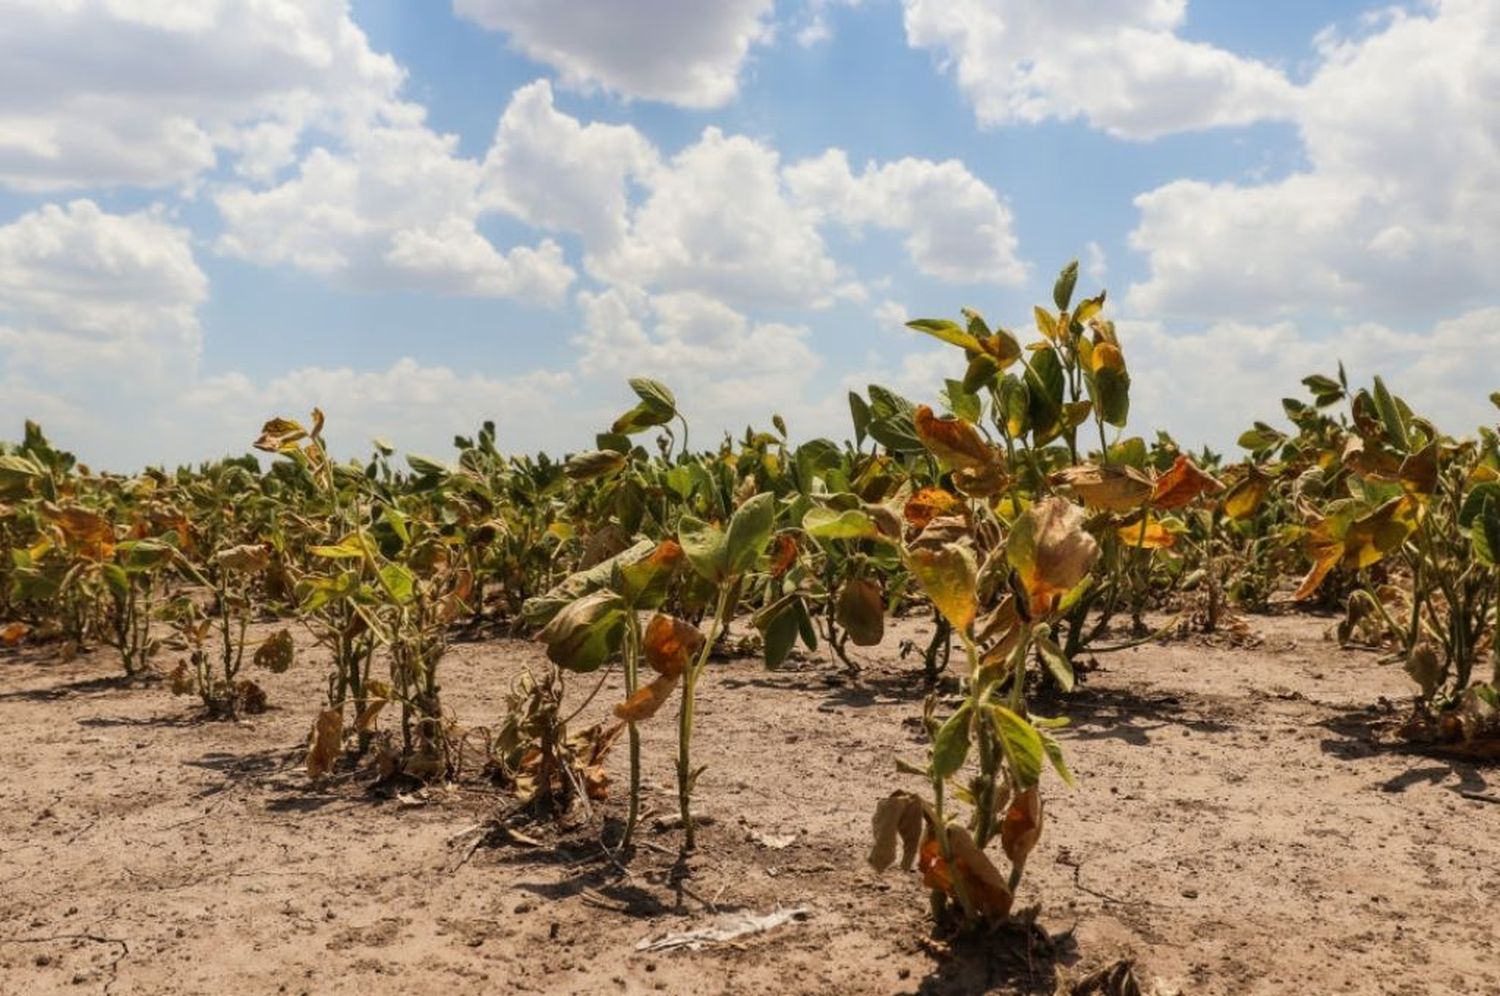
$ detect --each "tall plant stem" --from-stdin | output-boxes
[677,584,732,849]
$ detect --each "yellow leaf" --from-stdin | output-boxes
[906,544,978,634]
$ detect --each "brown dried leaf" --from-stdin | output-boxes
[253,628,294,674]
[868,791,924,872]
[1050,464,1152,513]
[306,707,344,781]
[836,577,885,646]
[354,679,392,734]
[1000,786,1043,873]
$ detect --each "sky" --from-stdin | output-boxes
[0,0,1497,470]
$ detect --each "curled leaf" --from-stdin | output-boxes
[914,405,996,471]
[1050,464,1151,512]
[1000,787,1044,874]
[306,707,343,780]
[1007,497,1100,616]
[614,673,682,722]
[906,543,978,633]
[868,791,924,872]
[904,487,963,531]
[1150,455,1223,510]
[643,613,704,679]
[537,590,627,672]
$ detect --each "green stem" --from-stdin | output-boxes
[678,583,732,849]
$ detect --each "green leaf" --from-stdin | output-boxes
[724,492,776,576]
[1040,732,1076,788]
[943,379,982,423]
[1035,633,1075,692]
[379,563,416,604]
[1475,495,1500,567]
[537,590,627,673]
[309,534,368,560]
[1371,376,1410,452]
[406,453,450,478]
[906,318,980,352]
[931,703,973,779]
[990,706,1044,790]
[803,506,883,542]
[1025,347,1065,443]
[101,562,129,599]
[611,378,677,435]
[848,392,872,445]
[564,449,627,481]
[760,602,799,667]
[1053,260,1079,311]
[678,515,728,583]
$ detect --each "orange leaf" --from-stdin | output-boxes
[614,673,681,722]
[642,613,704,679]
[0,622,28,647]
[1150,455,1223,510]
[904,487,963,531]
[914,405,997,471]
[768,533,798,578]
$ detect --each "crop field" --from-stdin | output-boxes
[2,265,1497,995]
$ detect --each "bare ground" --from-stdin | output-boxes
[1,612,1497,996]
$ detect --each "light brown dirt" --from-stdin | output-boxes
[1,612,1497,995]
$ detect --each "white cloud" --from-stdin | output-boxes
[902,0,1298,139]
[453,0,773,108]
[1122,307,1500,450]
[0,0,403,190]
[575,287,821,430]
[215,113,575,303]
[1126,0,1500,321]
[786,149,1027,285]
[0,199,204,375]
[588,128,839,307]
[480,80,659,250]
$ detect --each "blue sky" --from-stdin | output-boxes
[0,1,1496,469]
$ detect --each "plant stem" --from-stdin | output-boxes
[678,583,732,849]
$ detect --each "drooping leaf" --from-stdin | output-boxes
[931,703,973,779]
[1007,498,1100,615]
[1050,463,1152,512]
[836,577,885,646]
[868,791,924,872]
[1000,787,1044,874]
[724,492,776,576]
[914,405,995,470]
[642,613,704,679]
[1222,466,1271,520]
[537,590,627,672]
[306,707,343,780]
[906,543,978,633]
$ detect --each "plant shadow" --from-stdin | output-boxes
[1064,686,1235,747]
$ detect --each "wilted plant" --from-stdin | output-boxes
[871,494,1096,931]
